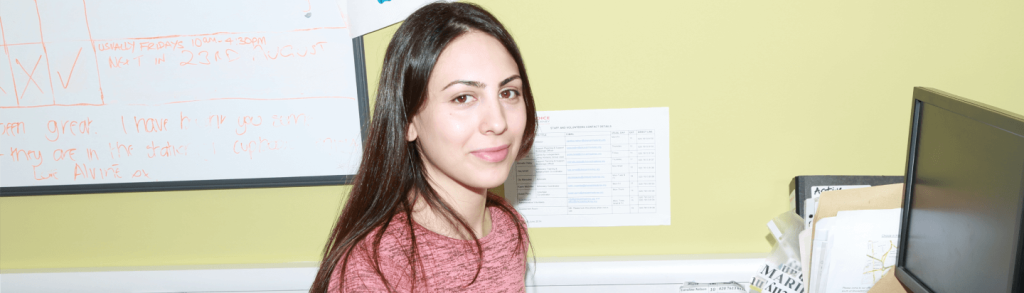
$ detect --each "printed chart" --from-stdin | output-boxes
[504,108,670,228]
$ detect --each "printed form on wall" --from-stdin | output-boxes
[0,0,362,189]
[504,107,670,228]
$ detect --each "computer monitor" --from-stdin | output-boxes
[896,87,1024,293]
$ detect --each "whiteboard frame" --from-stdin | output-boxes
[0,37,371,197]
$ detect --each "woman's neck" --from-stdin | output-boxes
[410,167,492,239]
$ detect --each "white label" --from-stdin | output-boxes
[810,185,870,198]
[678,281,746,292]
[804,197,819,229]
[789,189,798,211]
[767,220,784,241]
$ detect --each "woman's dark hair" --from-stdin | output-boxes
[310,2,536,292]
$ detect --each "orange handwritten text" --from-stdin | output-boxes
[108,56,129,68]
[208,114,226,129]
[262,42,326,60]
[108,142,134,158]
[33,165,58,180]
[233,137,286,159]
[46,118,94,142]
[271,114,307,126]
[180,112,193,130]
[146,141,187,158]
[236,36,266,48]
[2,122,26,136]
[179,49,239,66]
[98,41,136,52]
[52,148,78,161]
[74,163,122,180]
[140,40,184,51]
[10,147,44,167]
[235,115,262,135]
[132,116,170,133]
[132,169,151,178]
[192,37,228,47]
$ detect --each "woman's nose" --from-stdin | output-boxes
[479,95,508,135]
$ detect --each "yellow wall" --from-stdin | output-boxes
[2,0,1023,270]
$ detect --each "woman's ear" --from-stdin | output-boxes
[406,120,419,142]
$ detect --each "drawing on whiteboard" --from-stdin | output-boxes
[0,0,363,190]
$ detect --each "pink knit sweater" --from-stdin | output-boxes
[328,206,528,292]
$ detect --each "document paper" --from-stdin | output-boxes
[823,208,902,293]
[503,107,670,228]
[810,217,836,293]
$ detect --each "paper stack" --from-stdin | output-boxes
[808,209,901,293]
[803,184,909,293]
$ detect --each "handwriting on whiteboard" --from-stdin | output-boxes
[1,0,364,188]
[4,107,362,183]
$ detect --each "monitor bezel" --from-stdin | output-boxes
[895,87,1024,293]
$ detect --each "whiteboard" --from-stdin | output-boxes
[0,0,368,196]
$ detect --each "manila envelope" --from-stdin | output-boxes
[809,183,909,293]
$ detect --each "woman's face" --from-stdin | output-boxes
[408,31,527,191]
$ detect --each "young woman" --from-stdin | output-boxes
[310,3,537,292]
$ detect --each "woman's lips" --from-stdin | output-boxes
[471,145,510,163]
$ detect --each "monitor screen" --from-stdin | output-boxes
[896,88,1024,293]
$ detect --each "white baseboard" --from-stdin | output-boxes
[0,254,764,293]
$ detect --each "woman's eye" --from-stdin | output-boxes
[500,89,520,99]
[452,95,472,104]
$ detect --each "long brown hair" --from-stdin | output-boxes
[310,2,537,292]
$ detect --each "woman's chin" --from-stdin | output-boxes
[459,170,512,191]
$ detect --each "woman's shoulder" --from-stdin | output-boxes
[359,213,415,251]
[353,216,416,267]
[329,214,415,292]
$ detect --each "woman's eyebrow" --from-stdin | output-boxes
[500,75,521,87]
[442,75,521,90]
[443,80,484,90]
